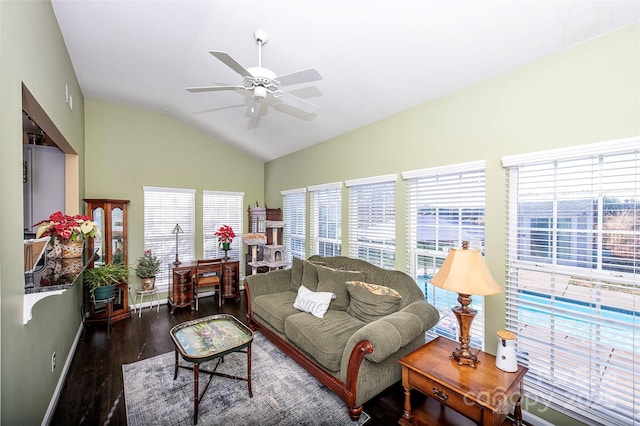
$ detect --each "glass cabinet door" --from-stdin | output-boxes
[92,206,105,265]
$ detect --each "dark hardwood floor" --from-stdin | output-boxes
[50,291,410,426]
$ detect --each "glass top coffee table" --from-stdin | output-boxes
[170,314,253,425]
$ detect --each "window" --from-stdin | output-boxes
[203,190,243,271]
[346,175,396,269]
[503,138,640,425]
[282,188,306,264]
[309,182,342,257]
[404,162,487,348]
[143,187,195,291]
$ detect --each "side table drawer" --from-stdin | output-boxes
[408,371,483,423]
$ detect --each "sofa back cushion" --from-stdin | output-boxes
[345,281,402,322]
[315,266,364,311]
[290,257,304,291]
[308,255,425,310]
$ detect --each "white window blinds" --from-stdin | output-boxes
[143,186,195,291]
[503,138,640,425]
[346,175,396,269]
[203,191,244,273]
[309,182,342,257]
[404,162,487,348]
[282,188,306,264]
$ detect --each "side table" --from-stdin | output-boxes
[134,287,160,318]
[398,336,528,426]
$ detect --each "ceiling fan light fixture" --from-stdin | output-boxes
[253,85,267,99]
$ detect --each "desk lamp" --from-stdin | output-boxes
[430,241,501,367]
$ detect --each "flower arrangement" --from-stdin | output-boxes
[215,224,236,247]
[134,250,161,279]
[35,211,101,241]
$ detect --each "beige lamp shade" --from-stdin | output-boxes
[430,246,501,296]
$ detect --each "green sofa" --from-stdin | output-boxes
[245,255,439,420]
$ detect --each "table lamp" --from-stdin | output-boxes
[172,223,184,266]
[430,241,501,367]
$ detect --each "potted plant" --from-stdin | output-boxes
[34,211,101,259]
[215,224,235,250]
[134,250,161,290]
[84,263,129,300]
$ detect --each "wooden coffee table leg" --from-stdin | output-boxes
[173,350,178,380]
[247,344,253,398]
[193,363,199,425]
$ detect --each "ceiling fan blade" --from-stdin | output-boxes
[245,98,261,118]
[210,51,253,77]
[275,91,317,114]
[275,68,322,87]
[186,85,244,93]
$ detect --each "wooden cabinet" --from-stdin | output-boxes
[169,266,194,314]
[169,260,240,314]
[221,261,240,300]
[83,199,131,323]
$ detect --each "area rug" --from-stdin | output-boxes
[122,332,370,425]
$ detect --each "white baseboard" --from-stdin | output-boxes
[42,323,83,426]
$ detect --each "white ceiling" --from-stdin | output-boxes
[51,1,639,162]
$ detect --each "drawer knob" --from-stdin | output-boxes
[433,387,449,402]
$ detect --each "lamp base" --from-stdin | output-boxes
[451,346,479,367]
[451,294,479,368]
[173,260,181,266]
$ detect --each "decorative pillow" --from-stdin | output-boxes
[300,260,320,291]
[289,257,304,291]
[292,285,336,319]
[316,266,365,311]
[345,281,402,322]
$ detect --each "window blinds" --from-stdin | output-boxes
[503,138,639,425]
[404,162,487,348]
[282,188,306,263]
[143,186,195,291]
[309,182,342,257]
[346,175,396,269]
[203,191,244,275]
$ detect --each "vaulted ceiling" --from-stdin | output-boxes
[51,1,639,161]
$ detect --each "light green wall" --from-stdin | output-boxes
[264,23,640,425]
[0,1,85,424]
[84,99,265,295]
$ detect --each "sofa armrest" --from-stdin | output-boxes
[342,300,439,365]
[245,269,292,301]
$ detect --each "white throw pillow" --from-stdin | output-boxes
[293,285,336,319]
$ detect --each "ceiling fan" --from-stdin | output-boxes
[186,30,322,118]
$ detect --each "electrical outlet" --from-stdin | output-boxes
[51,352,56,372]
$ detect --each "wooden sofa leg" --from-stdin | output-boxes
[348,405,363,421]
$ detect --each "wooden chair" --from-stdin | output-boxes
[193,259,222,310]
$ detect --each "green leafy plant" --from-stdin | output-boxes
[134,250,161,279]
[84,263,129,299]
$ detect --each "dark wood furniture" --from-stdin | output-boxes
[84,199,131,324]
[169,260,240,314]
[193,259,222,310]
[398,336,528,426]
[170,314,253,425]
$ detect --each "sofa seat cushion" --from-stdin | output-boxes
[284,311,365,372]
[252,291,298,333]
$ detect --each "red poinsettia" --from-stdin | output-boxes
[34,211,101,241]
[215,224,236,246]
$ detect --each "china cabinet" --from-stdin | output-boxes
[83,199,131,323]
